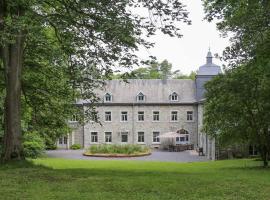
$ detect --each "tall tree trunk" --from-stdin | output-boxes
[0,2,26,161]
[2,35,25,161]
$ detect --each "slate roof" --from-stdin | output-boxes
[197,51,222,76]
[81,79,197,104]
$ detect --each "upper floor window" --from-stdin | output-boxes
[104,93,112,102]
[70,114,78,122]
[138,111,144,121]
[170,92,178,101]
[153,111,160,121]
[137,92,145,102]
[171,111,178,121]
[121,111,128,122]
[105,111,112,122]
[187,111,193,121]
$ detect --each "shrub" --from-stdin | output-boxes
[87,144,150,155]
[70,144,81,150]
[23,131,45,158]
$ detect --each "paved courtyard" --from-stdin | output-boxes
[46,149,208,162]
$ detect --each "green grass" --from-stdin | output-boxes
[0,159,269,200]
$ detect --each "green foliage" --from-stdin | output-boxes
[0,1,191,159]
[23,131,45,158]
[203,0,270,65]
[70,144,82,150]
[111,60,195,80]
[87,144,150,155]
[203,61,270,166]
[0,159,269,199]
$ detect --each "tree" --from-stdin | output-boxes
[203,61,270,167]
[0,1,190,161]
[203,0,270,66]
[111,59,194,79]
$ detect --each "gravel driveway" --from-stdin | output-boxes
[46,149,208,162]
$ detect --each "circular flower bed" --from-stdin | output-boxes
[83,144,151,157]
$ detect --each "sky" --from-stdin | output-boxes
[134,0,230,75]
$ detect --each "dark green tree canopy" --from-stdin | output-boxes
[0,0,191,161]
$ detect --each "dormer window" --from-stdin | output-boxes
[137,92,145,102]
[170,92,178,101]
[104,93,112,102]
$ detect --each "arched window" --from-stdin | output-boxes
[170,92,178,101]
[137,92,145,102]
[104,93,112,102]
[176,129,189,143]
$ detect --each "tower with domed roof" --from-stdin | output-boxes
[195,50,221,101]
[196,49,221,160]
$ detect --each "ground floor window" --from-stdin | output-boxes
[121,132,128,143]
[138,132,144,143]
[105,132,112,143]
[59,136,67,145]
[63,136,67,144]
[153,132,160,143]
[91,132,98,143]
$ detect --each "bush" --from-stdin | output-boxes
[70,144,81,150]
[23,131,45,158]
[87,144,150,155]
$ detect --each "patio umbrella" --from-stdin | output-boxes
[158,132,181,138]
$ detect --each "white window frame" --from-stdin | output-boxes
[187,111,194,122]
[137,92,145,102]
[137,131,145,143]
[120,111,128,122]
[104,111,112,122]
[104,93,112,102]
[70,114,78,122]
[153,131,160,143]
[170,110,178,122]
[170,92,179,101]
[138,111,144,122]
[152,111,160,122]
[91,132,98,143]
[121,132,128,143]
[105,132,112,143]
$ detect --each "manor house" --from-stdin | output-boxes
[58,50,221,160]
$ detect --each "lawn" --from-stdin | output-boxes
[0,158,269,200]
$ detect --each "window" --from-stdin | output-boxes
[171,111,178,121]
[138,111,144,121]
[59,138,63,144]
[137,92,145,102]
[121,132,128,143]
[104,93,112,102]
[105,132,112,143]
[153,132,160,143]
[153,111,159,121]
[91,132,98,143]
[138,132,144,143]
[187,111,193,121]
[70,114,78,122]
[170,92,178,101]
[105,111,111,122]
[121,111,128,122]
[63,137,68,145]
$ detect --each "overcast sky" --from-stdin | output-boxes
[135,0,230,75]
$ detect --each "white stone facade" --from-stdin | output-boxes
[58,51,220,160]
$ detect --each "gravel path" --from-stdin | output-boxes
[46,149,208,162]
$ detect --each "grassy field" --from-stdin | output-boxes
[0,158,269,200]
